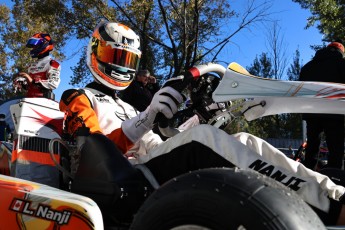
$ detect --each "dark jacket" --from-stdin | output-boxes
[299,47,345,120]
[299,48,345,83]
[121,81,160,112]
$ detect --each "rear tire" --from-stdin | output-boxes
[130,168,325,230]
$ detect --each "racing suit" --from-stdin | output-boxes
[25,55,61,98]
[60,82,345,225]
[59,82,163,158]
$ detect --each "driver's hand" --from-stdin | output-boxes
[18,72,33,83]
[149,86,183,119]
[13,76,28,93]
[148,76,156,84]
[121,86,183,143]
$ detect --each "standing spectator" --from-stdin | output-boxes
[13,33,61,99]
[121,69,159,112]
[0,113,10,141]
[299,41,345,170]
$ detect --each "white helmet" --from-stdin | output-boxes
[87,20,142,90]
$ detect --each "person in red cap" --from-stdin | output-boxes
[299,41,345,170]
[13,33,61,99]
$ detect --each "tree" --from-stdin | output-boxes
[247,52,274,78]
[292,0,345,42]
[88,0,274,81]
[0,0,274,100]
[0,5,12,101]
[285,48,303,139]
[266,21,288,80]
[287,49,302,81]
[0,0,118,94]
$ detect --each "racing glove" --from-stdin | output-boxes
[13,77,28,93]
[122,86,183,143]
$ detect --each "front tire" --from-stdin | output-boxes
[130,168,325,230]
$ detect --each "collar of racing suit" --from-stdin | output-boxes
[85,81,117,99]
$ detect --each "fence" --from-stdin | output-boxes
[265,138,303,150]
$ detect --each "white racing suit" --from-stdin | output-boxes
[59,82,163,158]
[134,126,345,212]
[60,82,344,224]
[15,55,61,98]
[83,88,163,158]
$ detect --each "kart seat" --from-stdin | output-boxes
[70,133,155,223]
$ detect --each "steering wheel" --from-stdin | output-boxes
[158,63,226,137]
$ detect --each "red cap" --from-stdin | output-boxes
[327,42,345,53]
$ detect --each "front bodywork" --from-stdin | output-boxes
[0,174,103,229]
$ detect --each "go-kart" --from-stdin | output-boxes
[0,62,344,230]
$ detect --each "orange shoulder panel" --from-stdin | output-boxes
[60,89,134,154]
[60,89,102,135]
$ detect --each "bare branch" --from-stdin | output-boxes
[110,0,173,52]
[266,20,288,79]
[157,0,179,66]
[191,0,200,66]
[208,0,273,62]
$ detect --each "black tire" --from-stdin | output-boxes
[130,168,325,230]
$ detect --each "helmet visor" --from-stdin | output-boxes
[94,41,141,71]
[26,38,44,48]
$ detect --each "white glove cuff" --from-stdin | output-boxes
[121,107,156,143]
